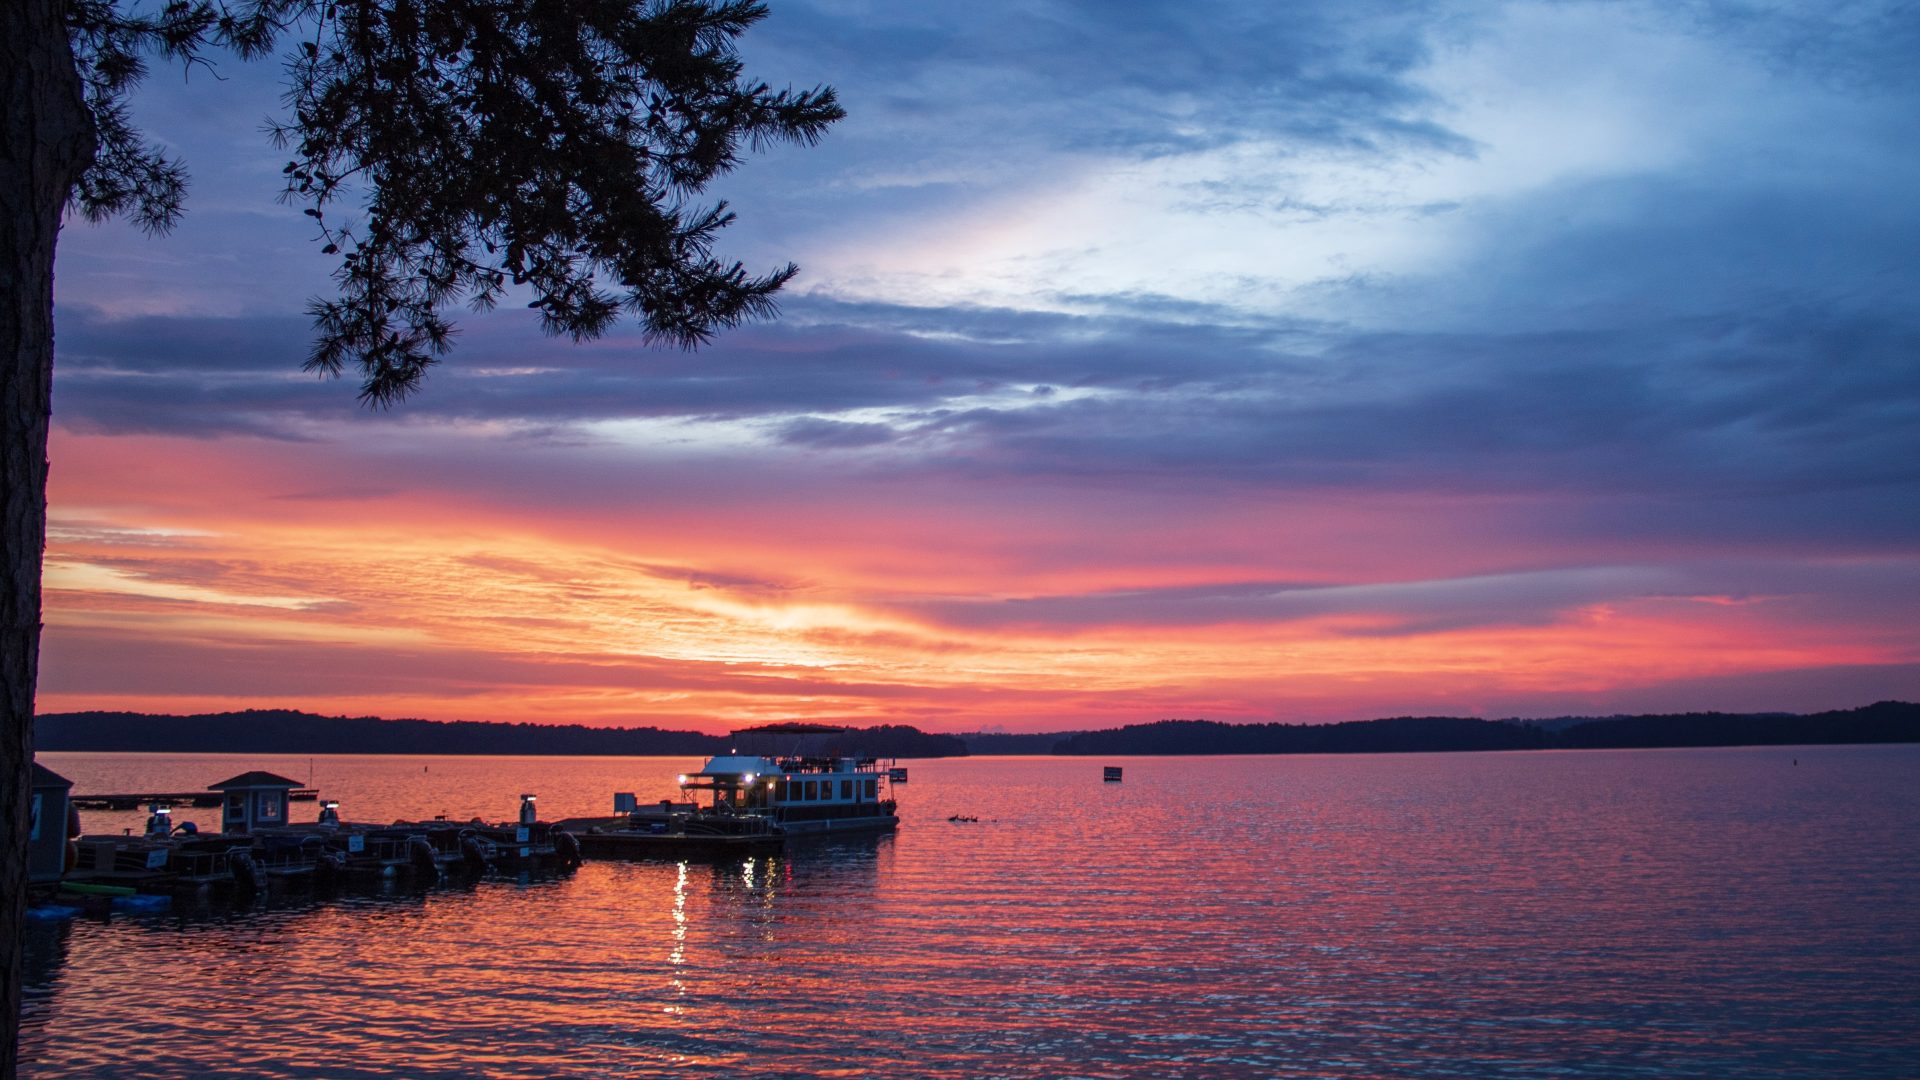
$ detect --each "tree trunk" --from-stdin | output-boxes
[1,0,91,1073]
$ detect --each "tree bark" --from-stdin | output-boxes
[1,0,91,1073]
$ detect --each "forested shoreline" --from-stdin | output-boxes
[33,701,1920,758]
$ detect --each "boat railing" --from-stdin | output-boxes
[773,756,883,773]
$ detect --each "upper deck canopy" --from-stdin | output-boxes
[693,755,777,778]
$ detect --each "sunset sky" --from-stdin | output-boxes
[41,0,1920,733]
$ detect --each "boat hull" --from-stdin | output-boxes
[575,830,785,860]
[776,815,899,836]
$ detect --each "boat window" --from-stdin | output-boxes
[775,779,789,801]
[840,780,853,799]
[257,793,282,822]
[864,779,877,799]
[804,780,818,800]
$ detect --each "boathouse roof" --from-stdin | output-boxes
[31,763,72,788]
[208,771,303,790]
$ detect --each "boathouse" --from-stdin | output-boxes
[210,771,302,833]
[29,763,74,885]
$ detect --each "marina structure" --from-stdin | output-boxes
[48,765,581,906]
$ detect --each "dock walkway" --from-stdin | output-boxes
[71,789,319,811]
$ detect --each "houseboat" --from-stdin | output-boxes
[564,724,901,858]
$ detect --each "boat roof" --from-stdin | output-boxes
[208,770,304,790]
[694,755,776,777]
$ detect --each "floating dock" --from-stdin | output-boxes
[71,789,319,810]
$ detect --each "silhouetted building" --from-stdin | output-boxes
[210,771,302,833]
[29,763,74,886]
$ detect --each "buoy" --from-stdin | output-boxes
[407,835,439,875]
[316,850,345,887]
[230,850,263,894]
[555,830,582,869]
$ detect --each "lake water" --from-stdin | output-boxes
[20,746,1920,1078]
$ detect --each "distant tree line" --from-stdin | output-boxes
[807,725,968,759]
[35,709,720,756]
[33,709,970,759]
[33,701,1920,760]
[1047,701,1920,755]
[952,732,1076,755]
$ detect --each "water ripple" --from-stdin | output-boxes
[21,747,1920,1078]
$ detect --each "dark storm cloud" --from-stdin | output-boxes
[1669,0,1920,90]
[48,296,1306,433]
[761,0,1468,161]
[49,276,1920,553]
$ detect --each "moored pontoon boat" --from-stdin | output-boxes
[561,725,901,858]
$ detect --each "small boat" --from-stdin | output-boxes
[66,823,261,893]
[560,750,900,859]
[384,796,584,874]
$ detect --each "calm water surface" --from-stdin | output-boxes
[21,746,1920,1078]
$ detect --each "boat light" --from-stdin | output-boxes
[743,773,756,784]
[677,775,687,785]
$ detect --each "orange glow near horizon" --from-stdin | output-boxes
[38,428,1920,733]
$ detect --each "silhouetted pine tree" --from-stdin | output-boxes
[0,3,838,1070]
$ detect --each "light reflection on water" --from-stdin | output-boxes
[22,746,1920,1077]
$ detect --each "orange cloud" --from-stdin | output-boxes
[37,428,1920,732]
